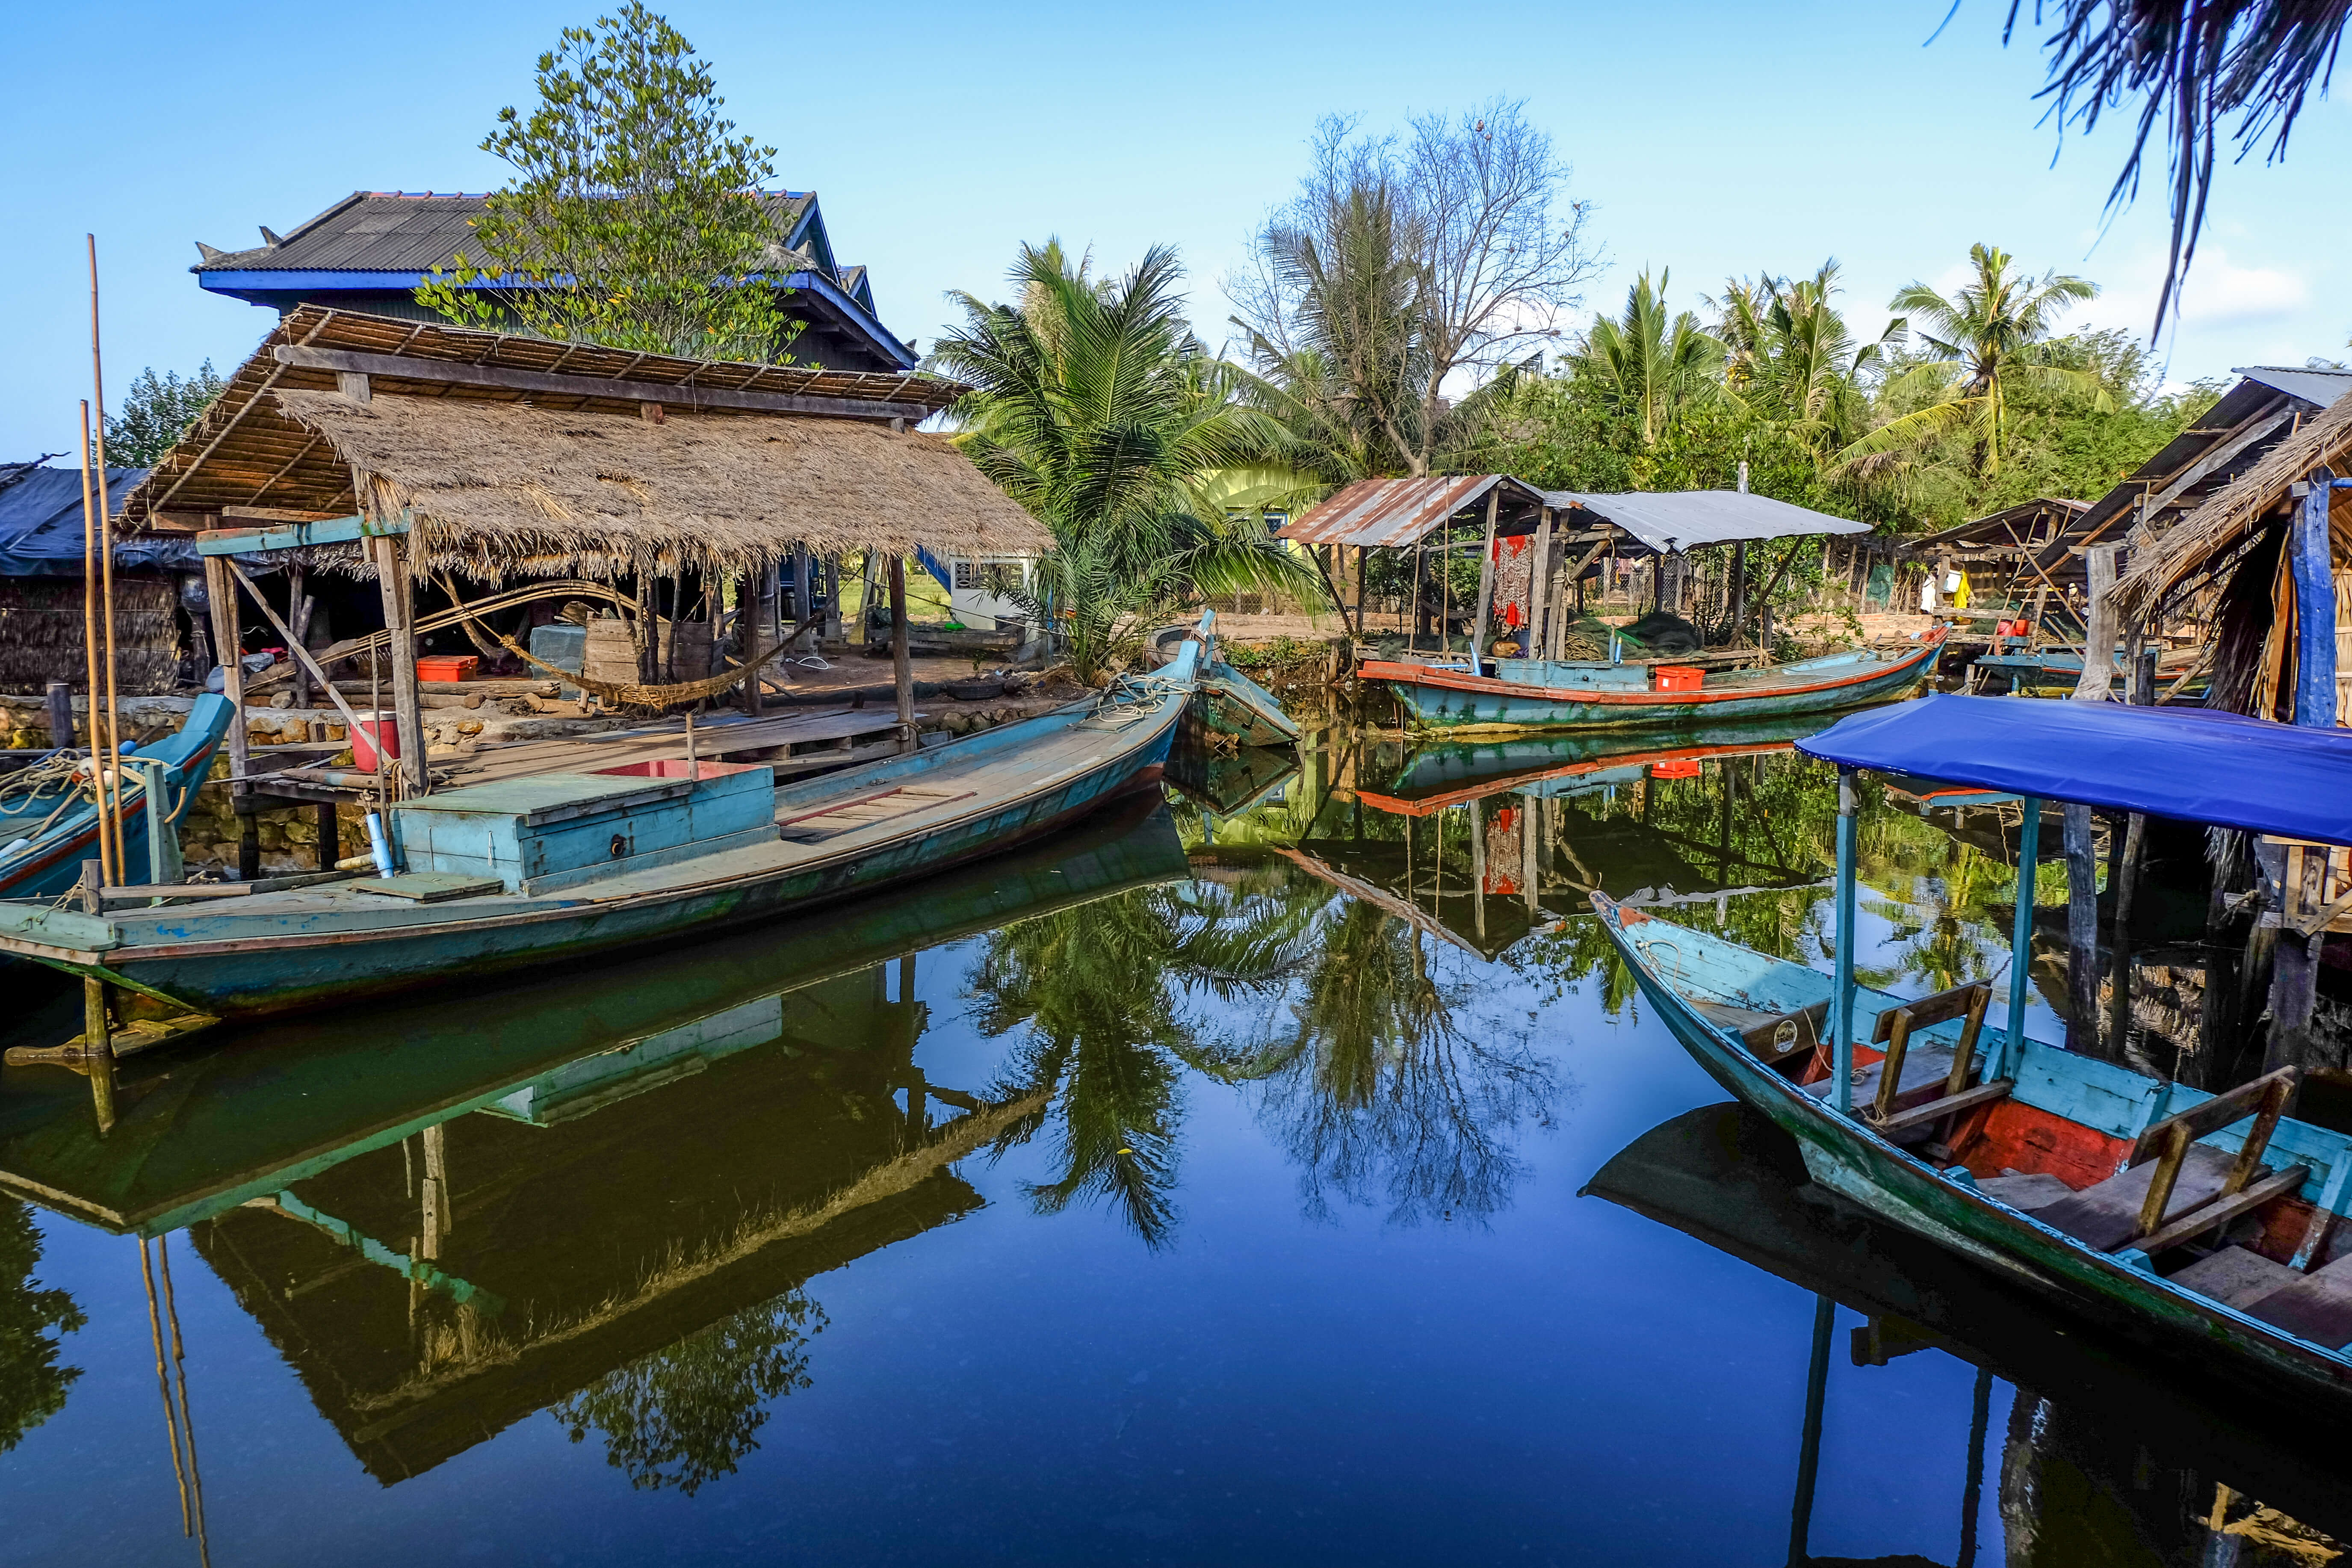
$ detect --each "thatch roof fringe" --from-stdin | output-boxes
[274,390,1049,580]
[2115,392,2352,623]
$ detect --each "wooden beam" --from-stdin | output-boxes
[890,555,915,753]
[366,526,429,794]
[272,345,925,424]
[202,555,249,785]
[198,512,405,555]
[1471,490,1499,673]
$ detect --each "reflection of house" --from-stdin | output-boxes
[192,190,917,374]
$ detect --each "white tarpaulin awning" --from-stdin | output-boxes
[1545,489,1870,553]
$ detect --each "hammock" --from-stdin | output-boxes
[440,577,824,709]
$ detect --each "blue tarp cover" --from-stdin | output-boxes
[1799,694,2352,847]
[0,465,197,578]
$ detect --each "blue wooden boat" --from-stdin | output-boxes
[1361,629,1944,734]
[0,643,1201,1024]
[1164,612,1302,750]
[1595,694,2352,1406]
[0,695,235,898]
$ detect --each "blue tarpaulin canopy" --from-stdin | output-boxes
[1800,694,2352,847]
[0,464,198,578]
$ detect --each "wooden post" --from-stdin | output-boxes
[44,681,72,751]
[2071,541,2122,700]
[1470,490,1499,673]
[2266,929,2323,1074]
[1728,539,1748,642]
[2293,469,2339,726]
[738,570,763,715]
[1528,507,1554,662]
[315,800,340,872]
[201,555,249,785]
[288,562,313,709]
[2065,802,2100,1052]
[81,975,115,1134]
[366,529,428,795]
[890,555,915,752]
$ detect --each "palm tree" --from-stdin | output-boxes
[1712,261,1890,457]
[931,242,1320,677]
[1837,244,2109,478]
[1571,269,1725,446]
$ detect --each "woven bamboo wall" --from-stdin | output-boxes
[0,574,181,695]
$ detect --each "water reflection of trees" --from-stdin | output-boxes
[971,864,1561,1241]
[0,1197,83,1454]
[556,1290,824,1496]
[1251,902,1558,1226]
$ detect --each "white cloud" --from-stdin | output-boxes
[2085,244,2313,333]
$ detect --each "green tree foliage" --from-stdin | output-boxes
[933,242,1320,678]
[416,4,801,362]
[1838,243,2108,478]
[556,1290,824,1494]
[1572,269,1725,446]
[105,362,225,468]
[0,1198,83,1455]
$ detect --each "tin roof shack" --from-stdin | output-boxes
[0,461,193,703]
[118,305,1048,841]
[2112,385,2352,724]
[193,189,917,373]
[1279,476,1867,663]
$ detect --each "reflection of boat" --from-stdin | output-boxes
[0,800,1189,1483]
[1361,631,1942,733]
[1598,694,2352,1409]
[0,695,235,898]
[0,645,1199,1022]
[1588,1101,2352,1558]
[0,796,1188,1234]
[1358,715,1819,815]
[1165,740,1300,817]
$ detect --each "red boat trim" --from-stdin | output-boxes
[1363,630,1945,707]
[1357,738,1797,817]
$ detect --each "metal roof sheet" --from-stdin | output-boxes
[2234,365,2352,409]
[1542,489,1871,552]
[1276,475,1542,547]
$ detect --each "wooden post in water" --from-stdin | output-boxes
[1997,797,2042,1080]
[890,555,915,752]
[1831,768,1859,1111]
[2064,802,2100,1052]
[1470,490,1499,674]
[82,975,115,1134]
[44,681,72,753]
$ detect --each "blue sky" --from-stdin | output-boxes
[6,0,2348,459]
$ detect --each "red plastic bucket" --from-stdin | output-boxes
[351,715,399,772]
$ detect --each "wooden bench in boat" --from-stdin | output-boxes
[1691,997,1829,1068]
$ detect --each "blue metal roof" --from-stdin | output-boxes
[0,465,197,578]
[1799,694,2352,847]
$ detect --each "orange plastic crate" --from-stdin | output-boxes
[415,655,480,682]
[1650,757,1703,779]
[1652,665,1704,693]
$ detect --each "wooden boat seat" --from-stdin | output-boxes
[1861,980,2007,1134]
[2246,1252,2352,1348]
[1691,997,1827,1066]
[2034,1144,2248,1251]
[2168,1245,2302,1311]
[1975,1171,2076,1211]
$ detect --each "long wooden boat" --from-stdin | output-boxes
[1356,713,1820,816]
[1163,613,1302,750]
[0,643,1201,1023]
[1361,629,1944,734]
[1593,693,2352,1407]
[0,694,235,898]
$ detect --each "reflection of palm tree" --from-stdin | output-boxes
[555,1290,824,1496]
[0,1197,83,1455]
[971,882,1320,1249]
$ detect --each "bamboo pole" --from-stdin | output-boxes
[88,239,127,880]
[75,406,115,886]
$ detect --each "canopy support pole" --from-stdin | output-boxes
[1528,506,1554,662]
[1998,796,2041,1080]
[890,555,915,753]
[1832,767,1859,1113]
[2293,467,2339,726]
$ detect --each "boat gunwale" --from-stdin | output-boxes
[1591,892,2352,1385]
[13,688,1189,971]
[1362,631,1944,709]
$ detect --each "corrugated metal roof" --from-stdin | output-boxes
[2234,365,2352,409]
[1277,475,1536,547]
[1543,489,1871,552]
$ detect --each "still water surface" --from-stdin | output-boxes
[0,721,2332,1564]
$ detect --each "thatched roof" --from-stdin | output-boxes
[119,307,1048,575]
[276,389,1047,577]
[2113,390,2352,623]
